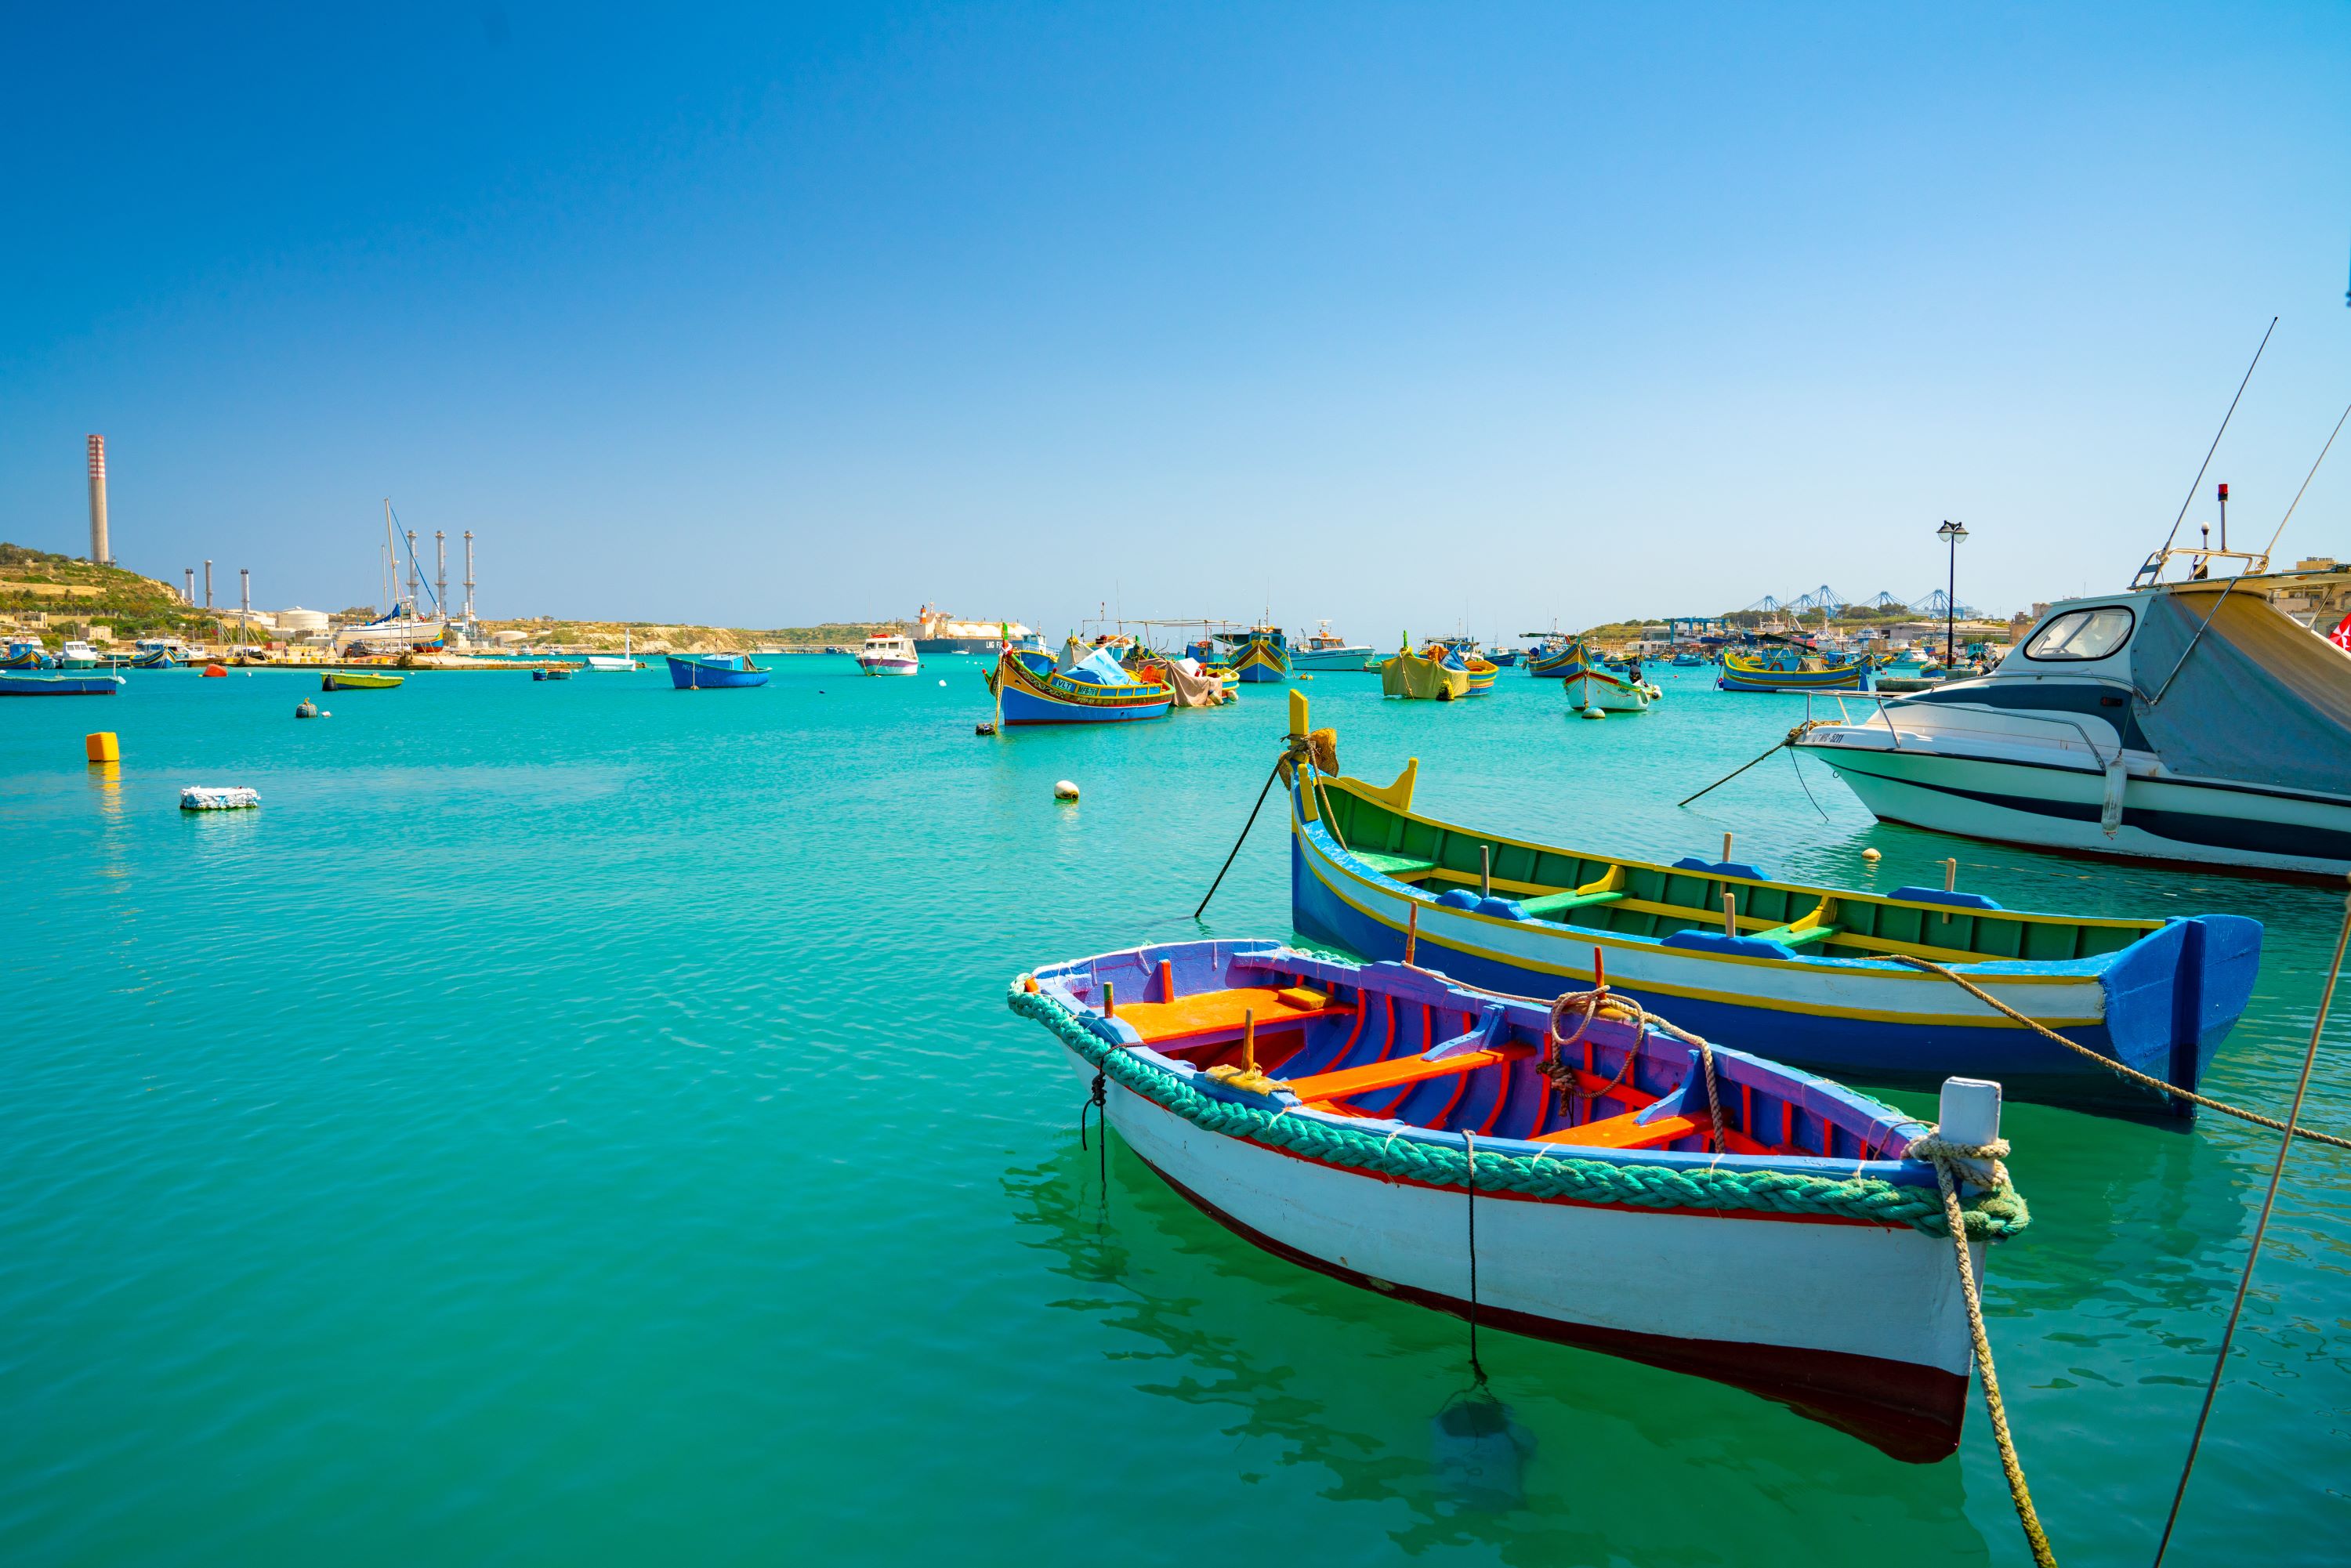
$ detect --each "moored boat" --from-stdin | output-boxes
[1011,937,2030,1460]
[56,640,101,669]
[1281,695,2259,1116]
[581,632,637,672]
[856,632,922,676]
[667,653,769,690]
[1795,565,2351,880]
[1289,621,1375,671]
[986,640,1172,725]
[0,672,124,696]
[1719,646,1872,693]
[3,639,54,670]
[1557,639,1650,712]
[1219,626,1291,683]
[1379,639,1470,701]
[322,671,404,690]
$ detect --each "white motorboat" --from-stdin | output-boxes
[856,632,921,676]
[1795,555,2351,880]
[56,639,102,668]
[1290,620,1375,670]
[581,631,637,672]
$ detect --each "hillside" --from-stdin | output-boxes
[0,543,214,641]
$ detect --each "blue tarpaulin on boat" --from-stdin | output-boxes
[1069,647,1133,686]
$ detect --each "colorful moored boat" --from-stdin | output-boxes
[322,671,404,690]
[2,640,53,670]
[1557,639,1650,712]
[1378,640,1469,701]
[666,654,769,689]
[1012,938,2030,1459]
[1719,647,1872,693]
[1281,697,2259,1116]
[1219,626,1291,683]
[987,642,1173,725]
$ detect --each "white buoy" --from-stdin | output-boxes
[1054,780,1081,801]
[1581,706,1604,720]
[938,679,946,686]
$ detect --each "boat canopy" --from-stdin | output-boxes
[2132,585,2351,796]
[1061,645,1133,686]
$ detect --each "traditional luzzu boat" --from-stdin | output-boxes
[1557,639,1650,712]
[1523,638,1577,679]
[1010,938,2032,1459]
[0,672,124,696]
[666,653,769,690]
[321,671,404,690]
[2,639,54,670]
[987,640,1173,725]
[1218,625,1291,683]
[1719,646,1872,693]
[1279,695,2260,1116]
[1430,640,1498,693]
[1379,639,1470,701]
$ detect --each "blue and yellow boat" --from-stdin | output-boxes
[1523,638,1577,679]
[1279,693,2260,1117]
[2,640,54,670]
[988,639,1173,725]
[1218,626,1290,683]
[1719,646,1871,693]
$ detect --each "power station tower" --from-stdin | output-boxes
[183,567,195,604]
[204,560,213,610]
[435,531,447,620]
[405,531,420,614]
[85,435,110,565]
[462,531,476,629]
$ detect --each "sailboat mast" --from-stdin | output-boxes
[382,500,398,614]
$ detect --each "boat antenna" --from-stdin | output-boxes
[2137,317,2277,585]
[2257,398,2351,569]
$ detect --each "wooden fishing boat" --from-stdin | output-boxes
[131,650,176,669]
[321,671,404,690]
[1556,640,1650,712]
[1523,639,1577,679]
[0,672,123,696]
[1218,626,1291,683]
[1431,642,1498,693]
[1380,641,1469,701]
[1719,647,1872,693]
[986,644,1172,725]
[1012,937,2030,1460]
[1281,695,2260,1117]
[2,640,53,670]
[666,654,768,689]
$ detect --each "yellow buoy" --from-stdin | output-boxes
[84,732,119,763]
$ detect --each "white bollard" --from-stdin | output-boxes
[1937,1077,2002,1187]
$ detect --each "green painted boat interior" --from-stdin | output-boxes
[1312,777,2154,963]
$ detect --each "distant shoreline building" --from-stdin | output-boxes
[914,603,1032,654]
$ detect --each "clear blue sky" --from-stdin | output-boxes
[4,2,2348,636]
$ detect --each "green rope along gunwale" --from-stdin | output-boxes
[1009,981,2030,1241]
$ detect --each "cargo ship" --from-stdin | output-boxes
[915,604,1034,655]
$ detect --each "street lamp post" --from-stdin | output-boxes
[1937,520,1969,664]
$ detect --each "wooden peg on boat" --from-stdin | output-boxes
[1157,959,1174,1002]
[1481,845,1491,899]
[1722,893,1738,937]
[1103,982,1114,1019]
[1242,1009,1257,1074]
[1406,901,1420,965]
[1943,857,1958,921]
[1722,831,1733,864]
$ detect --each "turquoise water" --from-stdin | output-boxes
[5,663,2346,1565]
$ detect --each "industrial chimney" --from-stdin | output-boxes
[86,435,110,565]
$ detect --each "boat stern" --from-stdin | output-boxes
[2097,914,2265,1117]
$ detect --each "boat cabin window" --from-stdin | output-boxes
[2023,606,2134,662]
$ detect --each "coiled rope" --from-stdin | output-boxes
[1543,987,1725,1153]
[1892,957,2351,1153]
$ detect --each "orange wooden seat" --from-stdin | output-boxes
[1111,984,1352,1045]
[1534,1109,1773,1154]
[1285,1044,1531,1108]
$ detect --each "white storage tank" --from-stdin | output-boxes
[275,607,330,635]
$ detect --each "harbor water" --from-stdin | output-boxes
[5,664,2347,1564]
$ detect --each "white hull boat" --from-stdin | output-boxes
[1012,939,2030,1461]
[1798,564,2351,880]
[857,631,922,676]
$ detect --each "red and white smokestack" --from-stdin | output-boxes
[86,435,110,565]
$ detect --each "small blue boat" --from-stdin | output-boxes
[2,640,54,670]
[0,672,125,696]
[666,654,768,690]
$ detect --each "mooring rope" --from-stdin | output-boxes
[2151,891,2351,1565]
[1908,1132,2057,1568]
[1893,957,2351,1152]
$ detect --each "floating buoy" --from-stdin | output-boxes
[938,679,947,686]
[1054,780,1081,802]
[294,701,319,719]
[179,785,260,811]
[201,665,226,679]
[83,731,119,763]
[1581,706,1604,720]
[974,722,996,736]
[1861,847,1882,862]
